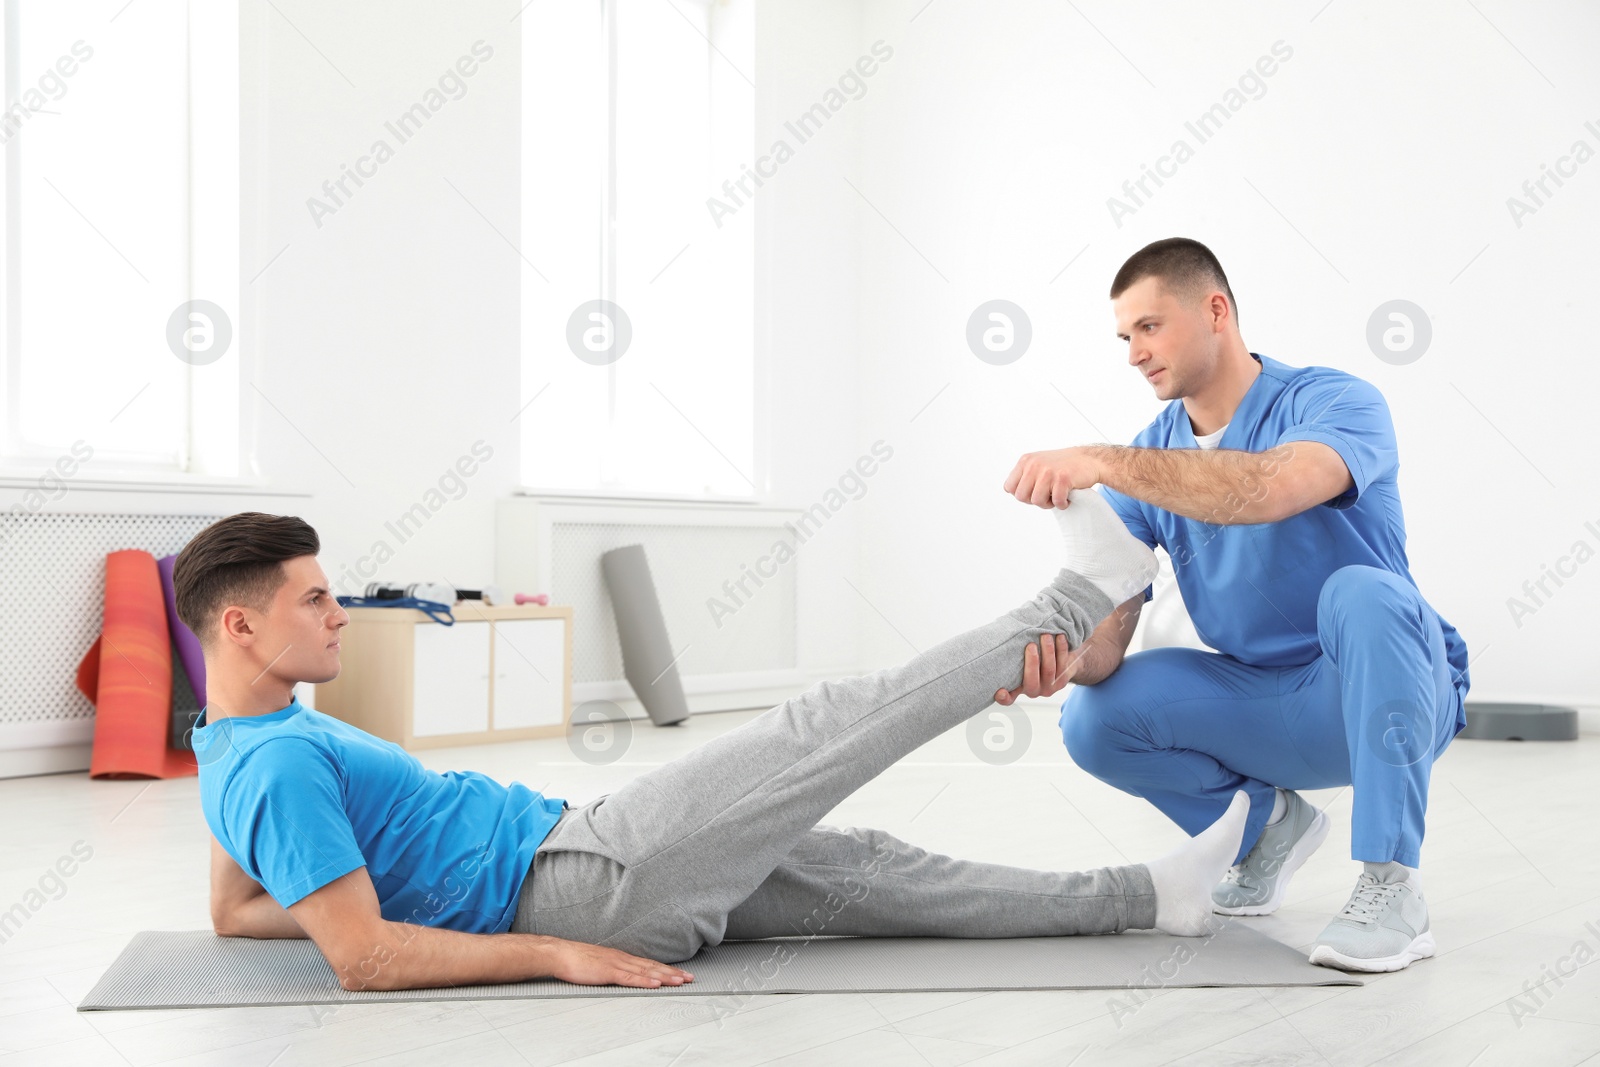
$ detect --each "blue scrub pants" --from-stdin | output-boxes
[1060,564,1467,868]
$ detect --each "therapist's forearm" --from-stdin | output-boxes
[1088,443,1296,525]
[1063,628,1130,687]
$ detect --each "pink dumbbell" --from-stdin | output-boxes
[515,592,549,606]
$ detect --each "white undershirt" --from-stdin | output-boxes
[1194,422,1228,449]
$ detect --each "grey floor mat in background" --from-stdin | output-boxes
[79,923,1360,1011]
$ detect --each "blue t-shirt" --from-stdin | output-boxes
[1101,352,1469,697]
[194,696,565,933]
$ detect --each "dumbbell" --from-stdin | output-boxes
[364,581,457,605]
[364,582,505,606]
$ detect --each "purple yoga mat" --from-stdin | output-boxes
[158,554,206,707]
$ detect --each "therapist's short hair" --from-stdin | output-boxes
[1111,237,1239,325]
[174,512,321,648]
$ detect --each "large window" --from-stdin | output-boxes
[1,0,239,479]
[520,0,756,500]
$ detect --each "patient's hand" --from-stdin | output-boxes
[549,940,694,988]
[994,633,1079,705]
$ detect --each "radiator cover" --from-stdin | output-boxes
[0,510,221,770]
[497,498,804,710]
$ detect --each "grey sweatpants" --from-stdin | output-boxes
[510,568,1158,961]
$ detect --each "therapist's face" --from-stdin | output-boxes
[1113,275,1226,402]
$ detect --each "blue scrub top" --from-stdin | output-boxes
[194,696,566,933]
[1101,352,1469,691]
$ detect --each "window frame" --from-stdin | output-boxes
[515,0,763,505]
[0,0,253,489]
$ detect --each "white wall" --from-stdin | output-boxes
[845,0,1600,711]
[232,0,523,596]
[751,1,879,674]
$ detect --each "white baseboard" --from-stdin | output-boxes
[0,720,94,779]
[573,668,806,714]
[0,743,91,779]
[572,666,843,721]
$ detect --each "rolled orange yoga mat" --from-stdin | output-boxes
[76,549,197,780]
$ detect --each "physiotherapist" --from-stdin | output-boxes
[997,237,1469,973]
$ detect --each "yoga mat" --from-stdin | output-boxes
[76,550,197,780]
[157,553,207,707]
[167,642,204,752]
[601,544,689,726]
[78,924,1358,1011]
[157,552,206,750]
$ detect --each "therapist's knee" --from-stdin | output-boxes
[1059,685,1127,779]
[1316,564,1418,634]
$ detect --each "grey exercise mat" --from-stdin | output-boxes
[78,924,1358,1011]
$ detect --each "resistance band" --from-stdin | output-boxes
[335,595,456,626]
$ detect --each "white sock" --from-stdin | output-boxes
[1363,860,1419,890]
[1053,488,1160,606]
[1266,788,1288,826]
[1146,791,1251,936]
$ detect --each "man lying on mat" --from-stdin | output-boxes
[177,505,1248,993]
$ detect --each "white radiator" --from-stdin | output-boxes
[496,497,806,715]
[0,510,223,778]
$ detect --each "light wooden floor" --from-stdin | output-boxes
[2,704,1596,1066]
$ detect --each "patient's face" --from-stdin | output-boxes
[243,555,349,686]
[1112,276,1219,402]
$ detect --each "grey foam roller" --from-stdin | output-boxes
[600,544,690,726]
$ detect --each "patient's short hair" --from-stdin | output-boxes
[1110,237,1239,324]
[173,512,320,647]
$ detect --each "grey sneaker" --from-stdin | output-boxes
[1210,789,1329,916]
[1309,872,1435,972]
